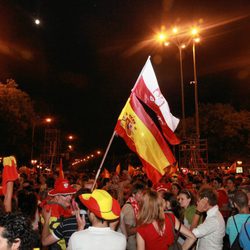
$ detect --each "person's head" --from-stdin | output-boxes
[131,182,145,203]
[137,189,165,230]
[48,179,76,207]
[17,190,38,221]
[0,212,35,250]
[198,187,218,207]
[178,189,196,209]
[163,192,180,218]
[171,183,181,196]
[78,189,121,224]
[233,190,249,211]
[226,177,236,191]
[212,177,223,189]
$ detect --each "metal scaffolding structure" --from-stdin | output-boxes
[40,128,61,170]
[179,138,208,170]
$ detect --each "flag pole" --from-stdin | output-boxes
[91,131,116,191]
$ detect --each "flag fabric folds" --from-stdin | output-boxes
[101,168,110,179]
[115,164,121,175]
[115,93,176,184]
[2,156,18,195]
[132,57,180,145]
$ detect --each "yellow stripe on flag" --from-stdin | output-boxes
[118,98,169,175]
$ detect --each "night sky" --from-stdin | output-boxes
[0,0,250,153]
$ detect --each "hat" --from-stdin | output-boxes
[79,189,120,220]
[48,179,76,196]
[154,183,169,192]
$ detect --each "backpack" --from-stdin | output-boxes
[239,216,250,250]
[230,216,243,250]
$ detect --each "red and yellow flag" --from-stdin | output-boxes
[101,168,110,179]
[115,93,175,184]
[2,156,18,195]
[115,164,121,175]
[128,165,135,176]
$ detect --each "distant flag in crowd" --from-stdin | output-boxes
[128,165,135,176]
[59,158,64,179]
[2,156,18,195]
[132,57,180,145]
[115,163,121,175]
[226,162,237,174]
[165,163,178,176]
[101,168,110,179]
[115,93,176,184]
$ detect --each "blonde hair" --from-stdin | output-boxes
[137,189,165,232]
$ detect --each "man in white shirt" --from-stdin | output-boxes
[192,187,225,250]
[67,189,126,250]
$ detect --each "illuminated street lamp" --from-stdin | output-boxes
[45,117,53,124]
[34,18,41,25]
[68,135,74,140]
[31,116,54,164]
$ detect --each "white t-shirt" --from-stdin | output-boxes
[67,226,126,250]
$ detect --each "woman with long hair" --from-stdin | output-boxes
[163,191,181,219]
[136,189,196,250]
[178,189,200,230]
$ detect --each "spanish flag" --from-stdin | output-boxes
[132,57,180,145]
[115,93,175,184]
[101,168,110,179]
[115,164,121,175]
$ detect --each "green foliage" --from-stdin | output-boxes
[0,79,35,159]
[183,103,250,161]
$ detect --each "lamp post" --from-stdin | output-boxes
[178,43,187,138]
[158,28,187,138]
[191,32,201,139]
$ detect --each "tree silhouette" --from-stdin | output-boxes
[0,79,35,162]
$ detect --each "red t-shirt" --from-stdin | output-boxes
[136,213,175,250]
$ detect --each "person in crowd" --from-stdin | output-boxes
[0,212,35,250]
[154,182,169,198]
[192,187,225,250]
[178,189,200,230]
[41,188,91,248]
[171,182,182,198]
[41,178,76,249]
[241,185,250,208]
[163,191,181,218]
[226,176,238,215]
[122,181,146,250]
[136,189,196,250]
[16,189,40,247]
[226,190,250,247]
[212,176,230,220]
[67,189,126,250]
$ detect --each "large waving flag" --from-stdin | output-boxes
[115,93,176,184]
[132,57,180,145]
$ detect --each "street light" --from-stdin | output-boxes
[191,28,201,139]
[31,116,54,164]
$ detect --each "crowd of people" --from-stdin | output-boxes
[0,156,249,250]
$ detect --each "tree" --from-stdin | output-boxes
[0,79,35,162]
[182,103,250,162]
